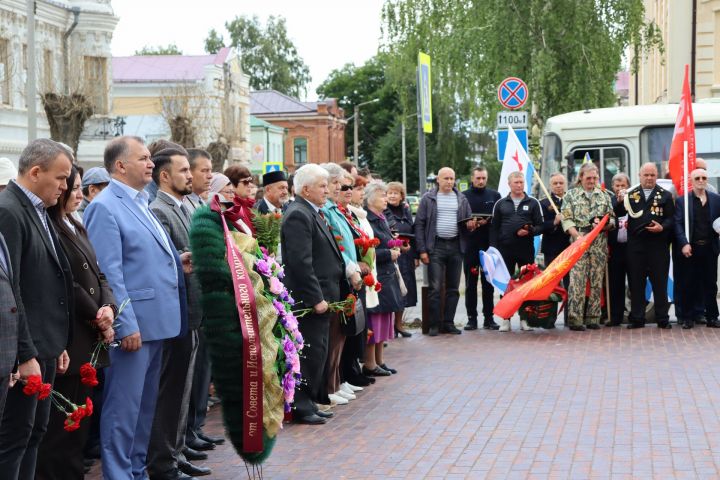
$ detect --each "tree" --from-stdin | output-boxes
[204,15,311,98]
[381,0,663,129]
[134,44,183,56]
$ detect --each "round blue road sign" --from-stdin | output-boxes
[497,77,528,110]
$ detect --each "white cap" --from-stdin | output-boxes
[0,158,17,186]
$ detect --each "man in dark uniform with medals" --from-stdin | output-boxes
[616,163,675,329]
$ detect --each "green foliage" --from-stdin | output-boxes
[381,0,662,126]
[134,43,183,56]
[251,210,282,256]
[205,15,311,98]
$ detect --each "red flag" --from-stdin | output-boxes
[493,214,609,319]
[668,64,696,196]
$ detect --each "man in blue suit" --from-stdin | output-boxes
[85,136,188,480]
[674,168,720,329]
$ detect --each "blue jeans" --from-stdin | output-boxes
[428,237,463,328]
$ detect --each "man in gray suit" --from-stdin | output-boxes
[0,232,19,418]
[148,145,212,479]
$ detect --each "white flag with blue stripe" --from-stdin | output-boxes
[645,256,674,303]
[498,125,535,197]
[479,247,511,294]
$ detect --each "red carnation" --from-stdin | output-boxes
[80,362,99,387]
[70,407,85,423]
[22,375,42,396]
[38,383,52,400]
[63,417,81,432]
[84,397,94,416]
[339,245,345,252]
[363,274,375,286]
[374,282,382,292]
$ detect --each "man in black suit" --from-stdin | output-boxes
[281,164,345,425]
[673,168,720,329]
[148,145,214,479]
[540,172,570,324]
[607,173,630,326]
[0,232,19,419]
[616,162,675,329]
[255,170,289,214]
[0,138,74,479]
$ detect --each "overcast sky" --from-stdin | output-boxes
[111,0,385,99]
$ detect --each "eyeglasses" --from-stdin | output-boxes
[239,178,254,185]
[340,185,354,191]
[694,176,708,181]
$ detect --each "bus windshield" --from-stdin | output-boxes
[640,124,720,180]
[542,133,562,176]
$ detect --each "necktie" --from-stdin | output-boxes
[180,203,191,223]
[0,245,8,275]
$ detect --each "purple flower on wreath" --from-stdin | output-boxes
[286,294,295,305]
[269,276,284,295]
[255,259,271,277]
[282,371,296,403]
[284,312,298,332]
[273,299,286,317]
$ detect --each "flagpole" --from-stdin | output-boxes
[684,140,689,241]
[532,169,560,215]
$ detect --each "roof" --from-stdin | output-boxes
[250,115,284,131]
[112,47,230,83]
[546,103,720,132]
[250,90,317,115]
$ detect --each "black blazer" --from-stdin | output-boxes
[616,185,675,246]
[540,195,570,261]
[280,196,345,309]
[0,182,73,362]
[54,221,115,374]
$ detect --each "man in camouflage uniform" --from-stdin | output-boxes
[561,163,615,331]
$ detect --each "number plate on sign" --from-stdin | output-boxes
[497,111,528,129]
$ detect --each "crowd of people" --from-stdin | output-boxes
[0,138,421,479]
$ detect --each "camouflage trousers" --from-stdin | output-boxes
[567,240,607,326]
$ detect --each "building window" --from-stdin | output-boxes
[43,50,54,92]
[83,56,108,114]
[0,38,11,106]
[293,137,308,165]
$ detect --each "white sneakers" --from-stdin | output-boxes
[499,319,533,331]
[341,382,363,393]
[328,393,349,405]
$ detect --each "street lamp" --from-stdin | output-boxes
[353,98,380,165]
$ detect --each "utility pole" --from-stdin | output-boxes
[26,0,37,141]
[352,98,379,165]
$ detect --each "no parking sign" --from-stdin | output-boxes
[497,77,528,110]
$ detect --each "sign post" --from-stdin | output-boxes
[496,77,529,160]
[417,52,432,195]
[262,162,283,173]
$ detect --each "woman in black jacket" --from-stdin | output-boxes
[363,183,405,376]
[37,164,116,480]
[385,182,417,337]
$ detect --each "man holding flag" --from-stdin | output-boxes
[561,163,615,331]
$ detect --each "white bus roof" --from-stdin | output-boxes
[546,103,720,132]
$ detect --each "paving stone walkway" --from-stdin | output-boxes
[88,319,720,479]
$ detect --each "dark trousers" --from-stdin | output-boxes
[36,374,92,480]
[677,243,719,323]
[627,242,670,325]
[428,238,463,328]
[293,312,330,417]
[608,243,628,323]
[148,329,198,476]
[498,245,535,278]
[0,358,56,480]
[340,333,364,381]
[324,315,345,394]
[84,368,105,458]
[186,329,211,443]
[0,373,7,421]
[464,245,494,324]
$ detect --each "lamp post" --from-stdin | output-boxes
[353,98,379,165]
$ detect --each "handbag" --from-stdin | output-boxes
[340,295,366,336]
[395,263,408,297]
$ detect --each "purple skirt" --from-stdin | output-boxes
[367,312,394,344]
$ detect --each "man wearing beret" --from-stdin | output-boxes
[78,167,111,218]
[255,170,289,214]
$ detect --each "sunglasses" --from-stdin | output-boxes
[340,185,354,191]
[694,176,708,181]
[239,178,254,185]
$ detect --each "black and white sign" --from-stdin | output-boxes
[497,111,528,129]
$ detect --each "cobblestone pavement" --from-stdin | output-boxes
[88,316,720,479]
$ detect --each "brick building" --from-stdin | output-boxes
[250,90,346,172]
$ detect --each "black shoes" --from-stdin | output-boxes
[395,328,412,338]
[569,325,586,331]
[707,319,720,328]
[428,327,439,337]
[380,363,397,374]
[682,322,694,329]
[483,320,500,330]
[586,324,601,330]
[605,321,621,327]
[178,460,212,477]
[186,437,215,451]
[627,323,645,329]
[441,325,462,335]
[197,431,224,445]
[362,366,391,377]
[182,447,208,461]
[464,321,478,331]
[657,322,672,329]
[295,414,327,425]
[315,409,334,419]
[347,374,372,386]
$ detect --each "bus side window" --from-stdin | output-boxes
[603,147,626,187]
